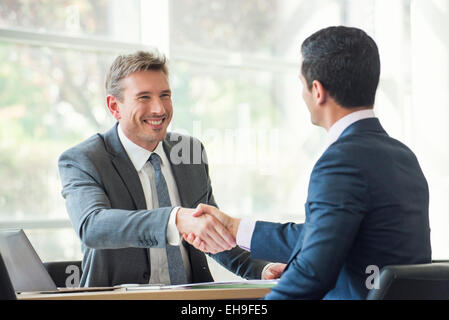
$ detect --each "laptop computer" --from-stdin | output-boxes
[0,229,113,294]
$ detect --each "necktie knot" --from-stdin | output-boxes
[149,153,162,171]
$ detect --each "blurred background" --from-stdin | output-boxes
[0,0,448,281]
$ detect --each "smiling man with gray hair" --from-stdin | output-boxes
[58,50,282,287]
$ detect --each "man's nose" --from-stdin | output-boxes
[149,98,164,114]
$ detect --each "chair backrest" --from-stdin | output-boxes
[0,254,16,300]
[43,260,82,288]
[367,263,449,300]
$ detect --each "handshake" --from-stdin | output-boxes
[176,204,285,280]
[176,204,239,254]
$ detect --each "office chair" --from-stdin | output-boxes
[0,254,17,300]
[43,260,82,288]
[366,262,449,300]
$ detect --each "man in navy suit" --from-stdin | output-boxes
[185,26,432,299]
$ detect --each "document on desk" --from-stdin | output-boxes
[122,279,278,291]
[115,283,164,291]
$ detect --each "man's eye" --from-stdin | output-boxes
[139,96,150,100]
[161,94,171,98]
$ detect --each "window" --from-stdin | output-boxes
[1,0,448,283]
[0,0,146,263]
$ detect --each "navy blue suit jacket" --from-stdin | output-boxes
[251,118,431,299]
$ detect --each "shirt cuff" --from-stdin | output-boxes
[167,206,181,245]
[236,218,256,252]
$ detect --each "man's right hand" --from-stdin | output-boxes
[182,204,241,253]
[176,207,236,254]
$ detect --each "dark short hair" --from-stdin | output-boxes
[301,26,380,108]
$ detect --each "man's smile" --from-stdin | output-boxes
[143,116,167,129]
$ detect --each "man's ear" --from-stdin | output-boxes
[312,80,327,105]
[106,95,121,120]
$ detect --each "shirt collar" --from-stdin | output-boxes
[117,124,166,172]
[326,109,376,148]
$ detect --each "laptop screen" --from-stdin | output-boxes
[0,229,57,292]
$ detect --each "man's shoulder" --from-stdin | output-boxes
[314,134,381,174]
[318,131,418,173]
[325,129,393,157]
[59,133,108,164]
[320,136,365,162]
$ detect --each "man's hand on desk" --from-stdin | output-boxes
[261,263,287,280]
[176,207,236,254]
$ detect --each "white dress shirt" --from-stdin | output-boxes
[117,124,191,282]
[236,109,376,251]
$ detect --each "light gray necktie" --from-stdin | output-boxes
[149,153,187,285]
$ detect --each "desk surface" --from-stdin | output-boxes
[18,286,271,300]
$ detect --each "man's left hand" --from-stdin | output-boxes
[262,263,287,280]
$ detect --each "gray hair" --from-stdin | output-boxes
[105,50,169,101]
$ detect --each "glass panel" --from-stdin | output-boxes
[170,0,343,60]
[3,0,448,265]
[409,0,449,259]
[0,0,141,42]
[170,61,326,222]
[0,42,116,221]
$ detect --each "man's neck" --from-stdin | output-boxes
[322,105,373,131]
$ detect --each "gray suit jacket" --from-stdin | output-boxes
[58,123,267,287]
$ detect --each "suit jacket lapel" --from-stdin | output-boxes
[102,127,201,210]
[102,123,147,210]
[162,133,214,282]
[162,134,200,208]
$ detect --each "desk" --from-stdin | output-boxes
[18,286,271,300]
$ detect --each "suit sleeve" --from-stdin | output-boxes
[264,151,369,299]
[59,150,172,250]
[250,221,304,263]
[211,247,268,280]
